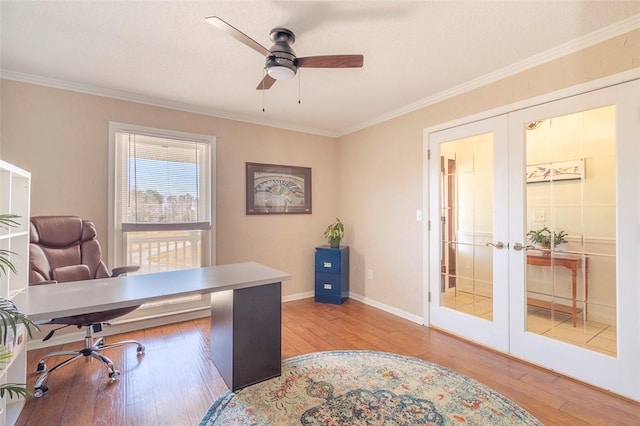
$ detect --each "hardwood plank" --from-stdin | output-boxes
[15,298,640,425]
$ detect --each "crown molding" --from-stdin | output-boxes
[338,14,640,136]
[2,14,638,139]
[0,70,339,138]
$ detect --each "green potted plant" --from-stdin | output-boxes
[0,214,39,399]
[0,215,20,278]
[526,226,568,251]
[323,218,344,248]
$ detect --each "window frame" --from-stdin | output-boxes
[108,122,216,271]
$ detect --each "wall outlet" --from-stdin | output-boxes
[534,211,546,222]
[367,269,374,280]
[416,210,423,221]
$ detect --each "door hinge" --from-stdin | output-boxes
[427,220,431,231]
[427,149,431,160]
[428,291,432,303]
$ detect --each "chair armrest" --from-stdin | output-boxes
[30,280,58,286]
[111,265,140,277]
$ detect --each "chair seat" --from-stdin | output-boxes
[47,305,140,326]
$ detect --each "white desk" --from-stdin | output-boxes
[18,262,291,391]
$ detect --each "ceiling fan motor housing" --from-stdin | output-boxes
[266,28,297,79]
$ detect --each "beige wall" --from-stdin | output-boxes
[0,29,638,316]
[0,82,338,297]
[338,29,640,318]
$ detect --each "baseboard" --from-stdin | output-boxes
[282,291,423,325]
[348,293,424,325]
[282,291,314,302]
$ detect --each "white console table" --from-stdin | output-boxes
[17,262,291,393]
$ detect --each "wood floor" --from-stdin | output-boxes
[16,298,640,425]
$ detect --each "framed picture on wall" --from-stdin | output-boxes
[526,159,584,183]
[246,162,312,214]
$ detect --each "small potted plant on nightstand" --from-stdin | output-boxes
[526,226,568,253]
[324,218,344,248]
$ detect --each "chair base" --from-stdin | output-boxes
[33,325,145,397]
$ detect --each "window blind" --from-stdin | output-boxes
[116,131,211,231]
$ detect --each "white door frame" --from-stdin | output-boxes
[422,70,640,401]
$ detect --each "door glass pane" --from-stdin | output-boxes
[525,106,616,356]
[440,133,494,320]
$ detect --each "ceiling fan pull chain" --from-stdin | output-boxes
[262,68,266,112]
[298,69,301,104]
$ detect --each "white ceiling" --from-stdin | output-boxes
[2,1,639,137]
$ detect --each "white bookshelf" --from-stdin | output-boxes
[0,160,31,426]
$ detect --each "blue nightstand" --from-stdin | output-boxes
[314,246,349,304]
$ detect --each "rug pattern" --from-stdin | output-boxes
[200,350,542,425]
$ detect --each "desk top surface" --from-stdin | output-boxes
[18,262,291,321]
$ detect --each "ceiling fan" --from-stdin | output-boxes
[205,16,364,90]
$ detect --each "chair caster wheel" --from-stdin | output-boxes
[36,362,46,372]
[109,370,121,381]
[34,386,48,398]
[137,345,145,355]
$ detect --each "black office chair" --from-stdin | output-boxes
[29,216,145,397]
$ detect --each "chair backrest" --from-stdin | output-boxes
[29,216,111,284]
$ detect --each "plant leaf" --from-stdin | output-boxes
[0,345,12,362]
[0,383,32,399]
[0,214,20,230]
[0,298,40,346]
[0,249,18,276]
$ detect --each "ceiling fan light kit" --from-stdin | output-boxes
[267,63,296,80]
[205,16,363,90]
[266,29,297,80]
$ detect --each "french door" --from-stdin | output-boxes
[428,115,510,352]
[427,79,640,400]
[508,80,639,400]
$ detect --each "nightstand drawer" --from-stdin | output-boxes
[315,272,342,297]
[315,273,346,304]
[315,249,342,274]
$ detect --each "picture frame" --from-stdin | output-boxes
[526,159,584,183]
[246,162,312,214]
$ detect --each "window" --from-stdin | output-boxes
[108,122,215,318]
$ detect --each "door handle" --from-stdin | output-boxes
[512,242,535,251]
[485,242,505,249]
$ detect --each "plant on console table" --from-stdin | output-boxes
[324,218,344,248]
[526,226,568,252]
[0,214,39,399]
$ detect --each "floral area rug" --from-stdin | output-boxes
[199,350,542,425]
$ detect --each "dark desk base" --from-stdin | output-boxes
[210,282,282,391]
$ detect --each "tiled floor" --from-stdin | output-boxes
[440,290,616,356]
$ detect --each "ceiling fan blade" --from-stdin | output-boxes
[256,74,277,90]
[205,16,272,57]
[296,55,364,68]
